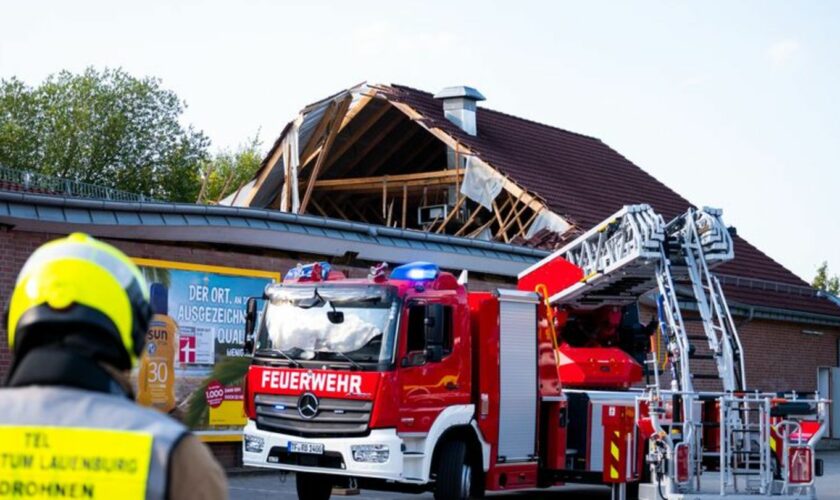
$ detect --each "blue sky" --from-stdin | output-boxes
[1,1,837,281]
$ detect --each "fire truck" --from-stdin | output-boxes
[240,204,827,500]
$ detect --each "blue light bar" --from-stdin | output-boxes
[285,261,331,281]
[391,262,440,281]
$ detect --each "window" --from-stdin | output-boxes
[442,306,453,354]
[406,304,426,352]
[405,303,454,355]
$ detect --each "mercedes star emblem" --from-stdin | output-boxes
[298,392,319,419]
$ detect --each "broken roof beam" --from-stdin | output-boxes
[300,96,353,214]
[301,99,391,171]
[386,98,548,215]
[310,169,463,193]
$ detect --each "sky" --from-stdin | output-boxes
[1,1,838,282]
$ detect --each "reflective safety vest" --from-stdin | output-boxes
[0,386,186,500]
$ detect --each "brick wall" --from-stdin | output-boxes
[640,306,839,393]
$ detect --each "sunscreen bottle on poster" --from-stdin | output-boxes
[137,282,177,412]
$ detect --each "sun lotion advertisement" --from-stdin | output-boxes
[131,258,278,437]
[137,283,176,412]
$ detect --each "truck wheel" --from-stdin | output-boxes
[295,472,332,500]
[435,440,472,500]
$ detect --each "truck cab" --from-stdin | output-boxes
[241,262,487,499]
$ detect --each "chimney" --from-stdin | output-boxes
[434,86,485,136]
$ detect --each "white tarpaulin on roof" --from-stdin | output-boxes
[279,115,303,213]
[459,156,504,210]
[525,209,571,239]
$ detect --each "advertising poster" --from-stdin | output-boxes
[131,258,279,439]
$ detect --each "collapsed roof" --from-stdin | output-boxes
[225,83,839,320]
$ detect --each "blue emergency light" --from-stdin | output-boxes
[390,262,440,281]
[285,261,332,281]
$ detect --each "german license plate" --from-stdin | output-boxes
[288,441,324,455]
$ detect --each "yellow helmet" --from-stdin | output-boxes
[7,233,152,369]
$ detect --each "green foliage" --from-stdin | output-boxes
[197,133,262,203]
[813,261,840,295]
[184,356,251,428]
[0,67,209,201]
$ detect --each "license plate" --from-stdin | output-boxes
[288,441,324,455]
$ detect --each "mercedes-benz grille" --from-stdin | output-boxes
[254,394,373,437]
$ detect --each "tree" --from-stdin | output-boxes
[196,133,262,204]
[0,67,209,201]
[813,261,840,295]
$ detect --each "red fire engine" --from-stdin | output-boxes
[240,205,827,500]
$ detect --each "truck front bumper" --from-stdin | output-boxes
[242,420,413,483]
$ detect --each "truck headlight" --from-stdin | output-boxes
[351,444,390,463]
[244,434,264,453]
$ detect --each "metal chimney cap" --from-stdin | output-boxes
[434,86,486,102]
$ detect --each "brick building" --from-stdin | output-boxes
[1,83,839,460]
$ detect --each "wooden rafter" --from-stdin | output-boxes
[357,124,425,177]
[496,195,530,240]
[300,96,353,214]
[311,102,392,173]
[454,204,484,237]
[434,194,466,234]
[330,114,409,177]
[298,101,339,166]
[491,200,508,242]
[309,169,463,193]
[401,184,408,229]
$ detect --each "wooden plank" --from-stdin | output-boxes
[496,196,530,239]
[298,100,339,166]
[300,96,352,214]
[312,169,462,191]
[496,191,524,234]
[323,102,390,164]
[516,208,542,239]
[434,194,466,234]
[242,128,288,206]
[382,179,387,220]
[491,200,508,243]
[298,90,375,168]
[401,184,408,229]
[468,217,496,239]
[454,205,484,237]
[386,199,394,227]
[246,90,362,207]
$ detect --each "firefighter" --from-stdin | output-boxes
[0,233,227,499]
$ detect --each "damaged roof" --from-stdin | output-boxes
[379,84,839,319]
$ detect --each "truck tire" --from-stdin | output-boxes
[295,472,333,500]
[434,440,472,500]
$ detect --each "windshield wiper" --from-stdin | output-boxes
[259,349,302,368]
[329,351,363,371]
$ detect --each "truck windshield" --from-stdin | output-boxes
[255,284,399,367]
